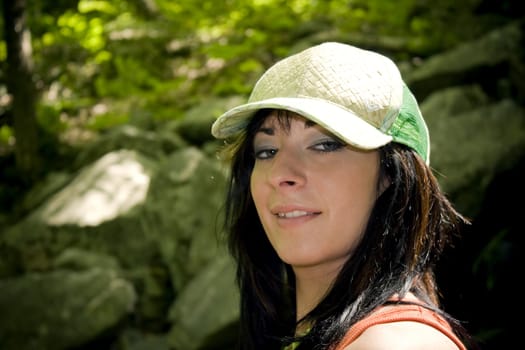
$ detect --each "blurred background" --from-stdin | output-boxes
[0,0,523,349]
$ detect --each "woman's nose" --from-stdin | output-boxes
[267,150,306,188]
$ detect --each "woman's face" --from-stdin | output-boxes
[250,111,383,273]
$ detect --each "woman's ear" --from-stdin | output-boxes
[377,173,391,198]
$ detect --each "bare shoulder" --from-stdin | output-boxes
[342,321,461,350]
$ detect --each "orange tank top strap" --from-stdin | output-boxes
[332,302,467,350]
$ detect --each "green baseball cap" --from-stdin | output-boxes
[211,42,430,164]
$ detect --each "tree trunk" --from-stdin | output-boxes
[2,0,40,182]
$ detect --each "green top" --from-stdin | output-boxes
[282,326,311,350]
[282,341,301,350]
[283,341,300,350]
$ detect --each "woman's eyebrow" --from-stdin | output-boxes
[304,120,316,128]
[256,126,275,135]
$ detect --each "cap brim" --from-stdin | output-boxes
[211,97,392,150]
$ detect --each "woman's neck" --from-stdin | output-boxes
[293,262,342,321]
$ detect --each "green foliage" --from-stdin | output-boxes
[95,56,160,97]
[37,104,68,134]
[0,125,13,147]
[78,0,118,15]
[473,229,510,290]
[0,41,5,61]
[87,111,129,131]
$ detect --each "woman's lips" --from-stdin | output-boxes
[276,210,319,218]
[272,205,322,219]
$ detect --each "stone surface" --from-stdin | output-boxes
[0,268,136,350]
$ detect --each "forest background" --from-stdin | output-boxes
[0,0,524,349]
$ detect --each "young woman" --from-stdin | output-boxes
[211,42,475,350]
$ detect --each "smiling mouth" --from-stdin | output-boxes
[276,210,320,218]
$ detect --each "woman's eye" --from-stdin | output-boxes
[312,139,344,152]
[254,148,277,160]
